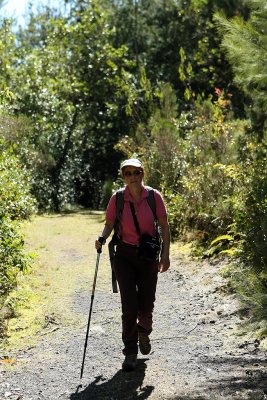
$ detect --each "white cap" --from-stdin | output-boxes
[120,158,143,170]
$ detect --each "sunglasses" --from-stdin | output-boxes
[124,170,142,177]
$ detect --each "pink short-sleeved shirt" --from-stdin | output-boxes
[106,185,167,245]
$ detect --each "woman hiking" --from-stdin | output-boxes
[95,158,170,371]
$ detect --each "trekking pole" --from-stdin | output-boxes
[80,236,104,379]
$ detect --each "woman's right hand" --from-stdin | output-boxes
[95,239,102,251]
[95,236,106,252]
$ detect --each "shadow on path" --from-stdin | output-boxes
[70,359,153,400]
[204,354,267,396]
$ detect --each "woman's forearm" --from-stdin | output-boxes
[161,223,170,256]
[101,221,114,240]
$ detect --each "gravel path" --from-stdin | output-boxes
[1,223,267,400]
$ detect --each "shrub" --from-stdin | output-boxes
[239,148,267,271]
[116,83,247,248]
[0,148,35,303]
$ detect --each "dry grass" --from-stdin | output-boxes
[3,211,112,350]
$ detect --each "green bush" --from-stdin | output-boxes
[116,84,247,248]
[0,218,29,297]
[239,148,267,271]
[0,149,35,302]
[100,179,114,209]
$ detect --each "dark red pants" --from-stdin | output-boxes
[114,243,158,355]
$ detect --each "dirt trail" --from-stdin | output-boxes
[1,212,267,400]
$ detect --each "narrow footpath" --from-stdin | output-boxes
[0,212,267,400]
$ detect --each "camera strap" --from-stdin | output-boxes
[129,202,141,237]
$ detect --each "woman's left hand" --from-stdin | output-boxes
[159,254,170,273]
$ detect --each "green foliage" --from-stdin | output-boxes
[109,0,248,113]
[216,0,267,327]
[215,1,267,137]
[0,19,16,87]
[0,0,250,216]
[0,19,16,109]
[12,3,141,211]
[158,188,185,240]
[0,113,36,168]
[0,219,28,298]
[116,82,247,245]
[222,261,267,332]
[100,179,114,209]
[205,232,240,257]
[0,18,35,315]
[239,148,267,270]
[0,148,35,301]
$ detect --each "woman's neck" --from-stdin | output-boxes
[128,185,142,201]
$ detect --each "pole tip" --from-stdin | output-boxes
[76,384,82,393]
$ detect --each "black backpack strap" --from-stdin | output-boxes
[116,188,125,217]
[113,188,125,237]
[145,186,157,220]
[129,202,141,236]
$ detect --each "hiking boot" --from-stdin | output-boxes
[122,354,137,372]
[138,333,151,355]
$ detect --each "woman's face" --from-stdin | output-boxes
[123,166,143,187]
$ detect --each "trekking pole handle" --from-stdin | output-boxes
[97,236,105,253]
